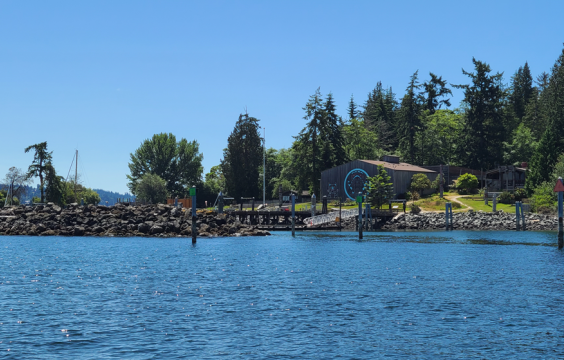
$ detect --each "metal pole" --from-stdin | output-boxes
[291,194,295,237]
[75,149,78,202]
[191,186,197,244]
[493,195,497,212]
[263,127,266,207]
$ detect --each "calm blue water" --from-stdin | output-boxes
[1,231,563,359]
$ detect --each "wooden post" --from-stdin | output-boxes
[445,202,449,230]
[339,198,342,232]
[492,195,497,212]
[291,194,295,237]
[439,164,444,199]
[559,191,563,249]
[252,197,255,211]
[191,186,197,243]
[516,201,521,231]
[311,193,316,219]
[358,192,363,240]
[322,195,327,214]
[279,185,283,209]
[521,203,526,231]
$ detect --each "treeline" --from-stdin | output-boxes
[127,47,564,209]
[205,47,564,203]
[1,142,101,207]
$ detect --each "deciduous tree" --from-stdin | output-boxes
[127,133,203,197]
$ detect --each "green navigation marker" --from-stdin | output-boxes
[190,187,196,196]
[356,195,363,204]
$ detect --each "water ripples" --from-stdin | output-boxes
[0,231,563,358]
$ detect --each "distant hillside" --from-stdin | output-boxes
[93,189,135,206]
[1,184,134,205]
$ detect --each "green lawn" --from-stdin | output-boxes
[455,196,515,212]
[415,195,466,212]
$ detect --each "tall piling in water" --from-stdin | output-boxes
[291,194,296,237]
[191,186,197,244]
[358,192,363,240]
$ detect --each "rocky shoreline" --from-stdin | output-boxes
[0,203,271,237]
[341,211,558,231]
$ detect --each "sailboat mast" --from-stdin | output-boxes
[75,149,78,202]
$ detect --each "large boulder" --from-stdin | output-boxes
[150,225,164,235]
[73,227,85,236]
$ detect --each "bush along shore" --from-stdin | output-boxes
[341,211,558,231]
[0,203,270,237]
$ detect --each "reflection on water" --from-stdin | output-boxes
[0,231,563,358]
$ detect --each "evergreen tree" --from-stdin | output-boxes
[221,113,263,199]
[397,71,423,163]
[366,165,394,209]
[454,58,507,169]
[348,95,358,120]
[343,118,381,160]
[44,162,65,206]
[526,46,564,192]
[323,93,347,167]
[422,72,452,114]
[509,62,534,122]
[526,126,558,194]
[24,142,52,203]
[362,82,397,151]
[293,88,324,195]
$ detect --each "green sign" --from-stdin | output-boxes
[356,195,363,204]
[190,188,196,197]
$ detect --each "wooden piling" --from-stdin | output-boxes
[191,186,197,244]
[291,194,295,237]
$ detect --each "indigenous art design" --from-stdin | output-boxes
[326,183,339,199]
[344,168,369,200]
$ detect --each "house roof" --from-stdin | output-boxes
[359,160,436,173]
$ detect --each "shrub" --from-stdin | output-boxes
[497,191,514,204]
[405,191,412,201]
[456,173,479,194]
[531,181,556,213]
[411,191,420,201]
[410,203,421,214]
[452,201,462,209]
[513,188,527,201]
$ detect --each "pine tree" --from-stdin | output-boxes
[454,58,507,170]
[509,62,534,122]
[526,46,564,193]
[294,88,324,195]
[362,82,397,152]
[221,113,263,199]
[422,72,452,114]
[324,93,347,167]
[397,71,423,163]
[525,126,558,194]
[348,95,358,120]
[366,165,394,209]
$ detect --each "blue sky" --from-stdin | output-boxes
[1,0,563,194]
